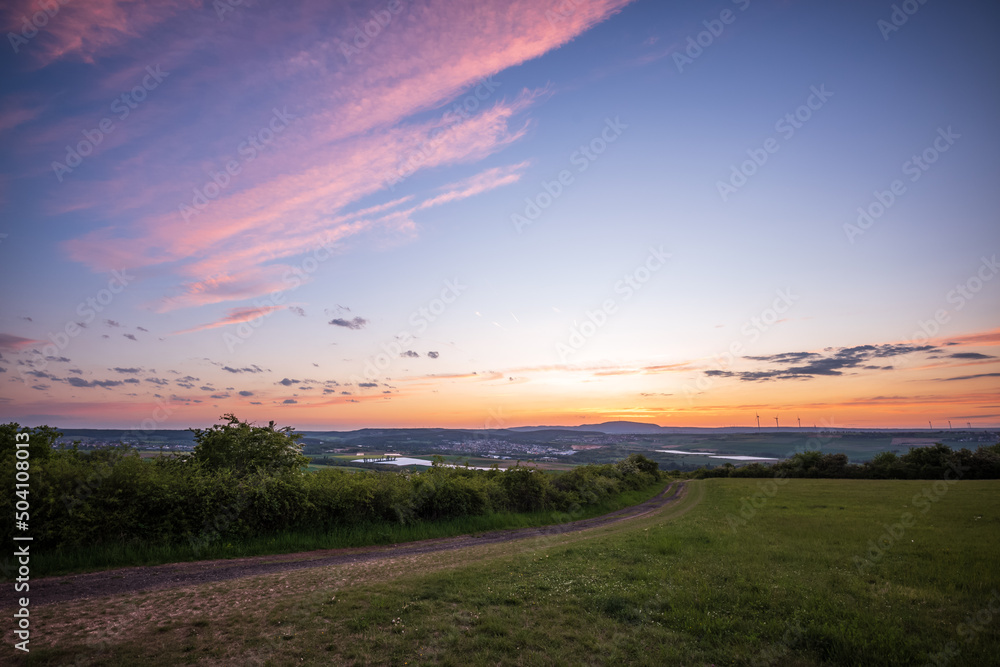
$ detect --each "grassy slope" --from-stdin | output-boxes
[22,479,1000,666]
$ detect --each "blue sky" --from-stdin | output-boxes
[1,0,998,429]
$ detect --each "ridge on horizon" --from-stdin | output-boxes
[47,421,996,435]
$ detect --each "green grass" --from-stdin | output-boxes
[29,479,671,577]
[302,479,997,666]
[25,479,1000,665]
[304,462,361,472]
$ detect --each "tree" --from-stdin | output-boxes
[866,451,903,479]
[1,422,63,464]
[189,414,308,475]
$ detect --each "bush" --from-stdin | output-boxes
[190,414,308,475]
[687,443,1000,481]
[1,419,664,555]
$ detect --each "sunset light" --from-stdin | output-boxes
[1,0,997,430]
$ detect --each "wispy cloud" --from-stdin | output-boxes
[0,333,45,351]
[1,0,198,67]
[937,372,1000,382]
[173,305,284,334]
[939,328,1000,347]
[56,0,633,312]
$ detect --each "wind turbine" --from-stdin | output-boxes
[968,422,972,429]
[928,421,932,430]
[755,413,760,431]
[797,416,802,429]
[948,420,953,429]
[774,416,779,429]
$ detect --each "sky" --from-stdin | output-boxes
[0,0,998,431]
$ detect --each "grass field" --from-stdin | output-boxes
[304,462,361,473]
[20,479,1000,665]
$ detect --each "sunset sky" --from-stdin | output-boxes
[1,0,998,430]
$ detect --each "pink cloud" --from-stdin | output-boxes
[2,0,198,66]
[155,266,296,313]
[0,100,42,134]
[940,328,1000,347]
[0,333,45,351]
[416,162,531,211]
[173,305,285,335]
[66,96,535,285]
[57,0,634,310]
[306,0,633,143]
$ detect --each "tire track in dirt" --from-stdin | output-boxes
[26,481,688,607]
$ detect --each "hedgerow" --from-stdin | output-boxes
[0,418,661,552]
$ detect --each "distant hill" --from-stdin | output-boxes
[505,421,905,435]
[510,421,667,434]
[48,423,994,448]
[508,421,769,435]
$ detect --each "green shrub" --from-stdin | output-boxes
[190,414,308,475]
[0,420,662,554]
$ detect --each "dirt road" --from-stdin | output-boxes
[27,481,686,607]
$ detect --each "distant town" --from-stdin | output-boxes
[50,422,1000,471]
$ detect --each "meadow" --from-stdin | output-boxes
[19,478,1000,665]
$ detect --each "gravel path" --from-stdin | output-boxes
[27,481,685,607]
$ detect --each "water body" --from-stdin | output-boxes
[656,450,777,462]
[709,455,778,461]
[352,456,493,470]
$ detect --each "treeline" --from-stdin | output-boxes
[0,416,661,553]
[688,443,1000,480]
